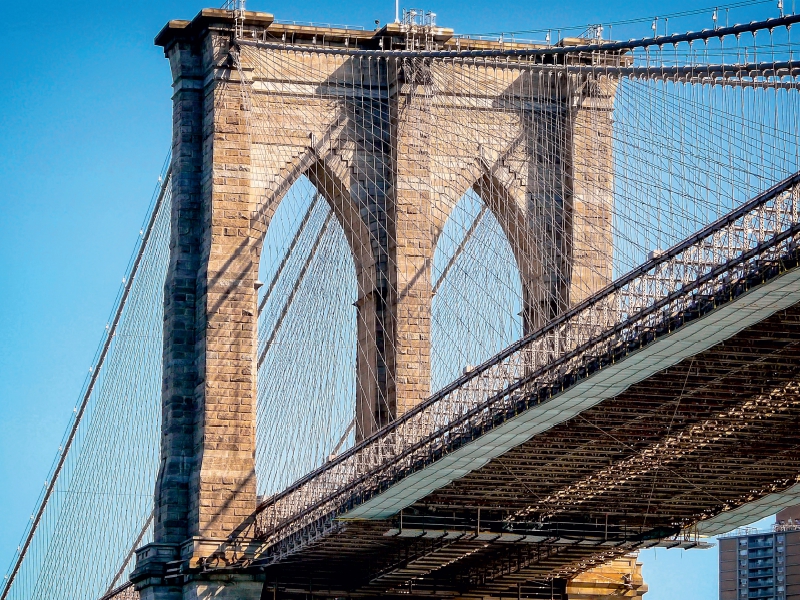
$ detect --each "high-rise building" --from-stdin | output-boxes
[720,508,800,599]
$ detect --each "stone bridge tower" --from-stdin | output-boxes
[132,9,618,599]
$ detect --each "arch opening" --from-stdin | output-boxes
[430,188,524,393]
[255,174,358,498]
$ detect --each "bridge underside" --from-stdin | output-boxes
[250,295,800,598]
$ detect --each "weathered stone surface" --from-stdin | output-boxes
[566,555,648,599]
[137,9,617,599]
[182,577,263,600]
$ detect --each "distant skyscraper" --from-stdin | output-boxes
[719,508,800,599]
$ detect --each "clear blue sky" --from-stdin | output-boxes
[0,0,784,597]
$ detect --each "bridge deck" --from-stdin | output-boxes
[189,172,800,598]
[347,266,800,520]
[243,247,800,597]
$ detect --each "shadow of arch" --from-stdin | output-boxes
[241,47,396,442]
[250,145,384,452]
[254,173,359,498]
[430,187,523,393]
[253,149,376,284]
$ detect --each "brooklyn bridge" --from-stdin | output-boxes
[4,3,800,599]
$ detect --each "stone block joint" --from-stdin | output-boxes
[134,7,622,599]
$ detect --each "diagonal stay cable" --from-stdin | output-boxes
[0,165,172,600]
[103,509,154,595]
[98,582,134,600]
[643,357,695,525]
[258,193,322,316]
[329,418,356,459]
[432,205,488,295]
[258,211,334,369]
[254,184,800,532]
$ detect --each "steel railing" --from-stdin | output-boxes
[251,172,800,559]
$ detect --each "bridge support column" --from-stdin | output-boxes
[567,75,616,309]
[345,59,439,439]
[133,11,625,598]
[389,78,436,419]
[133,10,274,600]
[566,555,647,599]
[521,74,617,333]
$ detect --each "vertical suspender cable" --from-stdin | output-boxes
[0,165,172,600]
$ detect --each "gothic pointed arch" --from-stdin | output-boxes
[254,173,359,497]
[430,161,545,337]
[430,187,524,391]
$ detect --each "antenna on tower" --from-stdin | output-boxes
[395,0,400,23]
